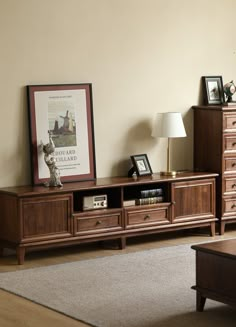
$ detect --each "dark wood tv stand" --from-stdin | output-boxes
[0,172,217,264]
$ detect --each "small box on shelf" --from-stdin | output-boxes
[123,199,136,207]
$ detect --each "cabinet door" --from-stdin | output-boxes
[20,194,73,242]
[171,179,215,223]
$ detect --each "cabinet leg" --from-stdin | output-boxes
[220,222,225,235]
[196,291,206,312]
[16,247,25,265]
[210,222,215,236]
[118,237,126,249]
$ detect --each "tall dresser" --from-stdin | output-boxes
[193,105,236,234]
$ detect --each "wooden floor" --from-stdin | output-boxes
[0,225,236,327]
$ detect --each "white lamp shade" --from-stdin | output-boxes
[152,112,187,138]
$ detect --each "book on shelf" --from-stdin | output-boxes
[123,194,164,207]
[140,188,163,198]
[135,196,164,205]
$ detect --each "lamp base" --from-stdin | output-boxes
[160,171,177,177]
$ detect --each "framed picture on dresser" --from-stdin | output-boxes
[202,76,225,105]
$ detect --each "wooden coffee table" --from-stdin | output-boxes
[191,239,236,311]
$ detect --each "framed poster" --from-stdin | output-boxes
[27,83,96,185]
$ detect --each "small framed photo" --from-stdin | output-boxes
[130,154,153,176]
[202,76,225,105]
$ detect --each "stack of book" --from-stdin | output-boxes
[123,188,164,206]
[136,188,164,205]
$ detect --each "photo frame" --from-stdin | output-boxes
[130,154,153,176]
[27,83,96,185]
[202,76,225,105]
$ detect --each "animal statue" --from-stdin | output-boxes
[42,131,63,187]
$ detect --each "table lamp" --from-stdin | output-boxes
[152,112,186,177]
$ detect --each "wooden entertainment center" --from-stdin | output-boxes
[0,172,217,264]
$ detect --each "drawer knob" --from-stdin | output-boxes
[232,163,236,167]
[233,121,236,125]
[144,215,150,220]
[232,184,236,188]
[233,142,236,146]
[96,220,102,225]
[231,204,236,209]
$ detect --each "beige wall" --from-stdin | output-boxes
[1,0,236,187]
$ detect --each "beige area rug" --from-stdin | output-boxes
[0,243,235,327]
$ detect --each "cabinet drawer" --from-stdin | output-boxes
[73,210,123,235]
[224,135,236,153]
[223,157,236,172]
[223,113,236,132]
[223,176,236,194]
[125,204,171,229]
[223,198,236,214]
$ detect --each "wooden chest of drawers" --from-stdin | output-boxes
[193,105,236,234]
